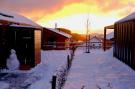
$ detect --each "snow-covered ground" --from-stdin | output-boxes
[0,81,9,89]
[63,47,135,89]
[0,50,70,89]
[1,47,135,89]
[28,50,70,89]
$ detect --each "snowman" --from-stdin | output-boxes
[6,49,20,70]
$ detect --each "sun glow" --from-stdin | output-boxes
[1,0,134,34]
[36,2,132,34]
[38,13,119,34]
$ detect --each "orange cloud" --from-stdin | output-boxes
[1,0,135,20]
[0,0,135,33]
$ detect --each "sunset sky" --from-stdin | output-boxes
[0,0,135,34]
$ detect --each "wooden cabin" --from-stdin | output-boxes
[89,36,102,49]
[0,10,42,70]
[114,12,135,70]
[42,28,71,50]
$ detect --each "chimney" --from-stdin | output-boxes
[55,23,60,32]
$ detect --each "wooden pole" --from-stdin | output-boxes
[52,76,57,89]
[104,28,106,51]
[67,55,70,69]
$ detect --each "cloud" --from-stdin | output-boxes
[0,0,82,14]
[0,0,135,21]
[0,0,82,20]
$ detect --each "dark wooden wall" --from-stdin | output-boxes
[0,25,41,70]
[42,28,69,50]
[114,20,135,70]
[0,25,10,68]
[9,27,35,69]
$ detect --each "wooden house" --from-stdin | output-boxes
[0,10,42,70]
[89,36,102,49]
[114,12,135,70]
[42,28,71,50]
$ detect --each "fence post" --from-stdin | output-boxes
[52,75,57,89]
[67,55,70,69]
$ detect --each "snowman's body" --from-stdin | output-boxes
[6,49,20,70]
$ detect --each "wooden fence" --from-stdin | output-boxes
[51,49,75,89]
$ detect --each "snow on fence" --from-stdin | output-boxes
[51,50,74,89]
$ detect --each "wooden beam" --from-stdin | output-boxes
[105,25,114,29]
[104,28,106,51]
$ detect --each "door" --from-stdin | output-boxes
[15,29,34,68]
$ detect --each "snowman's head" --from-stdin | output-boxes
[11,49,16,54]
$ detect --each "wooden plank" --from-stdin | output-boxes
[34,30,41,65]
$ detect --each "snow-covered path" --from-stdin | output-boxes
[0,50,70,89]
[63,48,135,89]
[0,73,29,89]
[28,50,70,89]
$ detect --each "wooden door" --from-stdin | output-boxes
[15,29,34,68]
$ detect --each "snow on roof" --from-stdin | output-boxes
[0,10,42,28]
[90,36,102,42]
[106,32,114,39]
[116,12,135,23]
[10,24,39,29]
[45,28,72,38]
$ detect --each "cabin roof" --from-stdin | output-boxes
[0,10,42,28]
[44,28,72,38]
[116,12,135,23]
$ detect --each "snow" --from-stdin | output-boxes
[0,9,41,28]
[6,49,20,70]
[90,36,102,43]
[27,50,70,89]
[0,81,9,89]
[10,24,39,28]
[63,47,135,89]
[0,50,70,89]
[1,47,135,89]
[116,12,135,23]
[106,32,114,40]
[45,28,72,38]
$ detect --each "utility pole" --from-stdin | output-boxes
[86,17,90,53]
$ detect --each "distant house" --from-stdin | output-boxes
[42,27,71,50]
[89,36,102,49]
[0,10,42,70]
[114,12,135,70]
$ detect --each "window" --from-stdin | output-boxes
[48,37,56,48]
